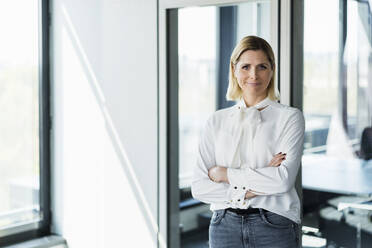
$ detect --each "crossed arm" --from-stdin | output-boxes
[191,110,305,205]
[208,152,287,199]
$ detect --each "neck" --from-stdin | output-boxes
[242,93,268,107]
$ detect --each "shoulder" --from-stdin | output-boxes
[269,101,305,127]
[270,101,303,117]
[206,105,236,126]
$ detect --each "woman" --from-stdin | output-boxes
[191,36,305,248]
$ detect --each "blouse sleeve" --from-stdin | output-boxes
[191,117,231,204]
[227,109,305,195]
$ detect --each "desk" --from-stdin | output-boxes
[302,154,372,195]
[338,200,372,211]
[302,155,372,247]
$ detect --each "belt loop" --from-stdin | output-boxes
[258,208,264,216]
[222,209,227,218]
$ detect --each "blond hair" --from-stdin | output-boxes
[226,36,279,101]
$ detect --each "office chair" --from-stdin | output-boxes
[360,127,372,160]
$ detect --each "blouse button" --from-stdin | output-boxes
[234,186,237,189]
[242,187,246,190]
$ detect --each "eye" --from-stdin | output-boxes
[242,65,249,70]
[258,64,268,70]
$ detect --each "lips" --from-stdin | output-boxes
[247,82,261,86]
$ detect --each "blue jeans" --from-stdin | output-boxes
[209,209,300,248]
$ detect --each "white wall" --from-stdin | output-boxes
[50,0,159,247]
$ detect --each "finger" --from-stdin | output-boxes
[275,152,286,156]
[273,156,286,162]
[245,191,257,199]
[208,169,215,181]
[275,157,286,164]
[208,171,213,180]
[273,153,281,158]
[269,155,286,166]
[272,156,285,162]
[269,158,278,166]
[269,161,280,167]
[246,195,256,200]
[272,158,285,166]
[274,158,286,163]
[274,153,286,158]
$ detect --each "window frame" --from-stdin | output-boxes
[0,0,51,246]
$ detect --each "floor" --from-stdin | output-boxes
[181,229,209,248]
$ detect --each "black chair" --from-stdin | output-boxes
[360,127,372,160]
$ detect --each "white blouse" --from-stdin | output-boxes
[191,97,305,223]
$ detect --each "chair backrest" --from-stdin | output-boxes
[360,127,372,160]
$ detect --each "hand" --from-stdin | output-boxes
[245,191,257,199]
[208,166,228,183]
[269,152,286,167]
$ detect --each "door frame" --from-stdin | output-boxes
[157,0,303,247]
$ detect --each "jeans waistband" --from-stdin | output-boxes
[226,208,267,215]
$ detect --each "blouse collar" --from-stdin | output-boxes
[237,96,272,110]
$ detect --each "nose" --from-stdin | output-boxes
[248,67,258,79]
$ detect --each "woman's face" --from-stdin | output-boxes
[234,49,273,97]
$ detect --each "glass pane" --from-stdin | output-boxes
[303,0,339,155]
[0,0,41,230]
[178,2,273,189]
[303,0,372,246]
[345,1,371,142]
[178,6,217,188]
[236,1,271,44]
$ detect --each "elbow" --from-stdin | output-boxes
[191,181,201,201]
[276,173,298,193]
[277,180,292,194]
[275,166,297,194]
[191,180,209,203]
[275,171,294,194]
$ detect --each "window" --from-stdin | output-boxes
[303,0,340,154]
[302,0,372,246]
[0,0,50,245]
[178,6,217,189]
[304,0,371,158]
[303,0,371,157]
